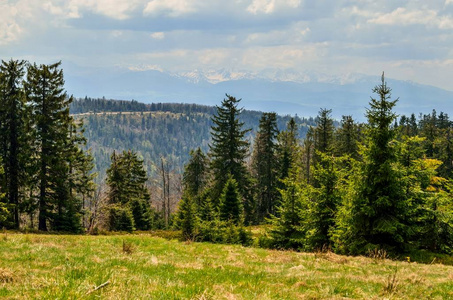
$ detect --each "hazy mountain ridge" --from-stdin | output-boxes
[65,68,453,121]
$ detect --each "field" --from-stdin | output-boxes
[0,233,452,299]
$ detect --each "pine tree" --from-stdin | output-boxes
[219,176,243,225]
[183,147,208,201]
[313,108,334,162]
[269,179,306,250]
[0,59,27,228]
[251,112,279,222]
[277,118,299,181]
[335,115,359,158]
[25,62,73,231]
[335,73,410,253]
[209,94,252,221]
[106,150,151,231]
[304,153,341,250]
[55,118,96,232]
[176,193,199,240]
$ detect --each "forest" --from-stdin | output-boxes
[69,97,317,182]
[1,59,453,257]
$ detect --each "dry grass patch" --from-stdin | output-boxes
[0,268,15,283]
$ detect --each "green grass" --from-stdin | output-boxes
[0,233,452,299]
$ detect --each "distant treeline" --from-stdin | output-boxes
[70,97,218,115]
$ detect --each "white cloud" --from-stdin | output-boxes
[368,7,453,29]
[0,0,40,45]
[247,0,301,15]
[150,32,165,39]
[67,0,144,20]
[244,25,310,46]
[143,0,197,17]
[0,4,21,45]
[247,0,275,14]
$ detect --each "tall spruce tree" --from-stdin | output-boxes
[251,112,279,222]
[55,118,96,232]
[335,73,410,253]
[0,59,27,228]
[209,94,252,222]
[25,62,73,231]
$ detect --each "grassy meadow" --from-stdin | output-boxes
[0,232,452,299]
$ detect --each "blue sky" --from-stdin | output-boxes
[2,0,453,91]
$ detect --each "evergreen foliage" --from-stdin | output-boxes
[277,118,299,181]
[335,115,360,158]
[251,112,279,222]
[106,150,152,231]
[183,148,208,199]
[219,176,243,225]
[268,179,306,250]
[175,193,199,240]
[0,59,27,228]
[335,73,410,253]
[313,108,335,156]
[303,153,341,250]
[209,95,253,222]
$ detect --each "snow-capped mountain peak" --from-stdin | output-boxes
[172,68,372,85]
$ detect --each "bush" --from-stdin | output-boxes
[197,219,252,246]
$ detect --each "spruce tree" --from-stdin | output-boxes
[209,94,252,221]
[25,62,73,231]
[313,108,334,162]
[335,73,410,253]
[219,176,243,225]
[176,193,199,240]
[251,112,279,222]
[56,118,96,232]
[106,150,151,231]
[0,59,27,228]
[183,147,208,201]
[269,179,306,250]
[304,153,341,250]
[277,118,299,181]
[335,115,359,158]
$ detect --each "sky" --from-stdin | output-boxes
[1,0,453,91]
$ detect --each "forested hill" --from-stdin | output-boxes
[70,97,319,182]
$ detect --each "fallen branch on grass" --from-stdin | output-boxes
[86,280,110,295]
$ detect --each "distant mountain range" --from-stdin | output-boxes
[65,68,453,121]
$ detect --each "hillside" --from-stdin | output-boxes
[71,98,319,182]
[1,233,452,299]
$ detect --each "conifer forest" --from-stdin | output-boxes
[2,59,453,258]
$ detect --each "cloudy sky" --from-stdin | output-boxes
[1,0,453,91]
